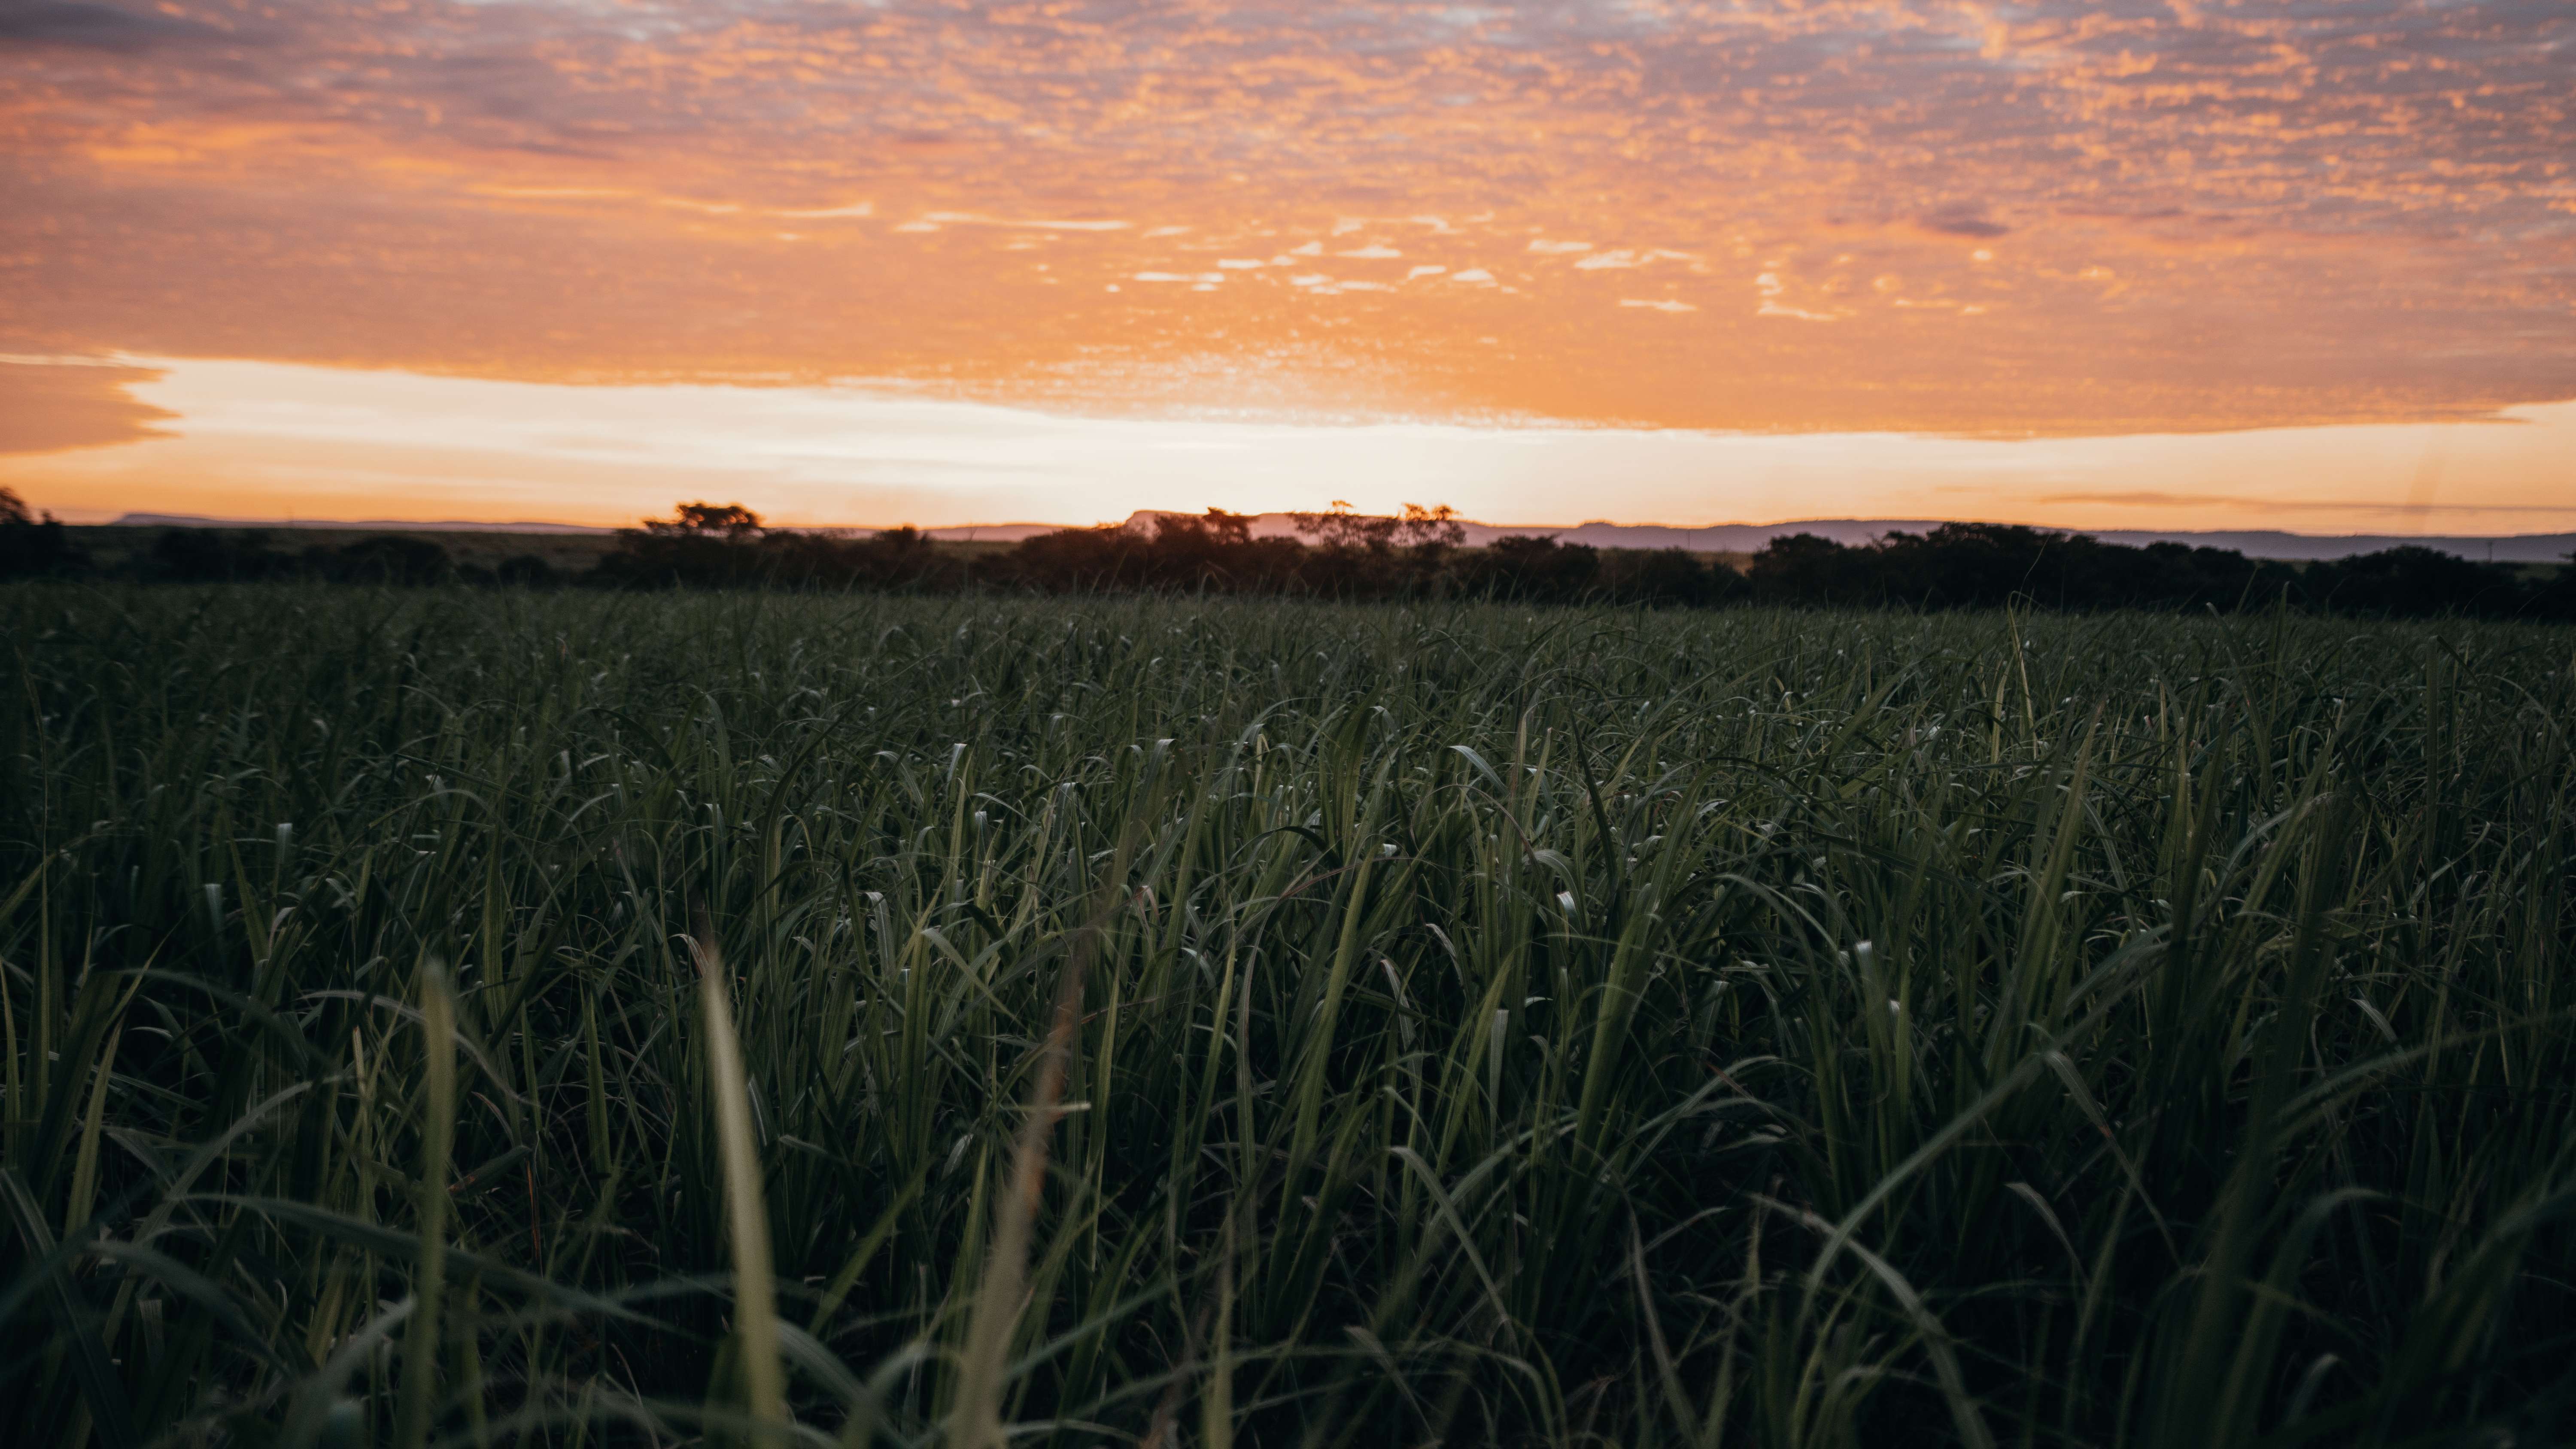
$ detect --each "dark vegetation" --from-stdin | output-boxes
[0,488,87,579]
[1,586,2571,1447]
[10,489,2576,619]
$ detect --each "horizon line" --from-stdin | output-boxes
[60,508,2576,545]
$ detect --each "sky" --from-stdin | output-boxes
[2,0,2571,531]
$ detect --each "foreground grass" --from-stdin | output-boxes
[2,586,2571,1447]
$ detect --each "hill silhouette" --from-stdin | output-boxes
[97,509,2576,563]
[1030,512,2576,564]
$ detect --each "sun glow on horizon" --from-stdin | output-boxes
[8,358,2573,538]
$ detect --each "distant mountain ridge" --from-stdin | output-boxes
[101,511,2574,563]
[1024,512,2576,564]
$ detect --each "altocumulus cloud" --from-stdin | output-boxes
[0,0,2569,434]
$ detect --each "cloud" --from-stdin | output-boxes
[0,1,219,53]
[3,0,2571,437]
[1917,207,2011,239]
[922,213,1132,232]
[0,358,175,454]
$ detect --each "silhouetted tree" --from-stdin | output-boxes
[1748,533,1875,603]
[595,501,772,587]
[2301,546,2524,618]
[646,501,764,541]
[1599,547,1742,607]
[0,488,88,579]
[548,497,2576,621]
[1460,535,1601,603]
[1277,503,1463,597]
[1748,524,2318,612]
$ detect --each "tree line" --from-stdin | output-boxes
[7,489,2573,620]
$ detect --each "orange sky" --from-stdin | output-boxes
[3,0,2572,528]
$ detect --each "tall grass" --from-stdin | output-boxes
[2,585,2570,1446]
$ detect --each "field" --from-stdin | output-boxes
[3,585,2571,1448]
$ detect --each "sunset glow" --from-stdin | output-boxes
[4,0,2572,527]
